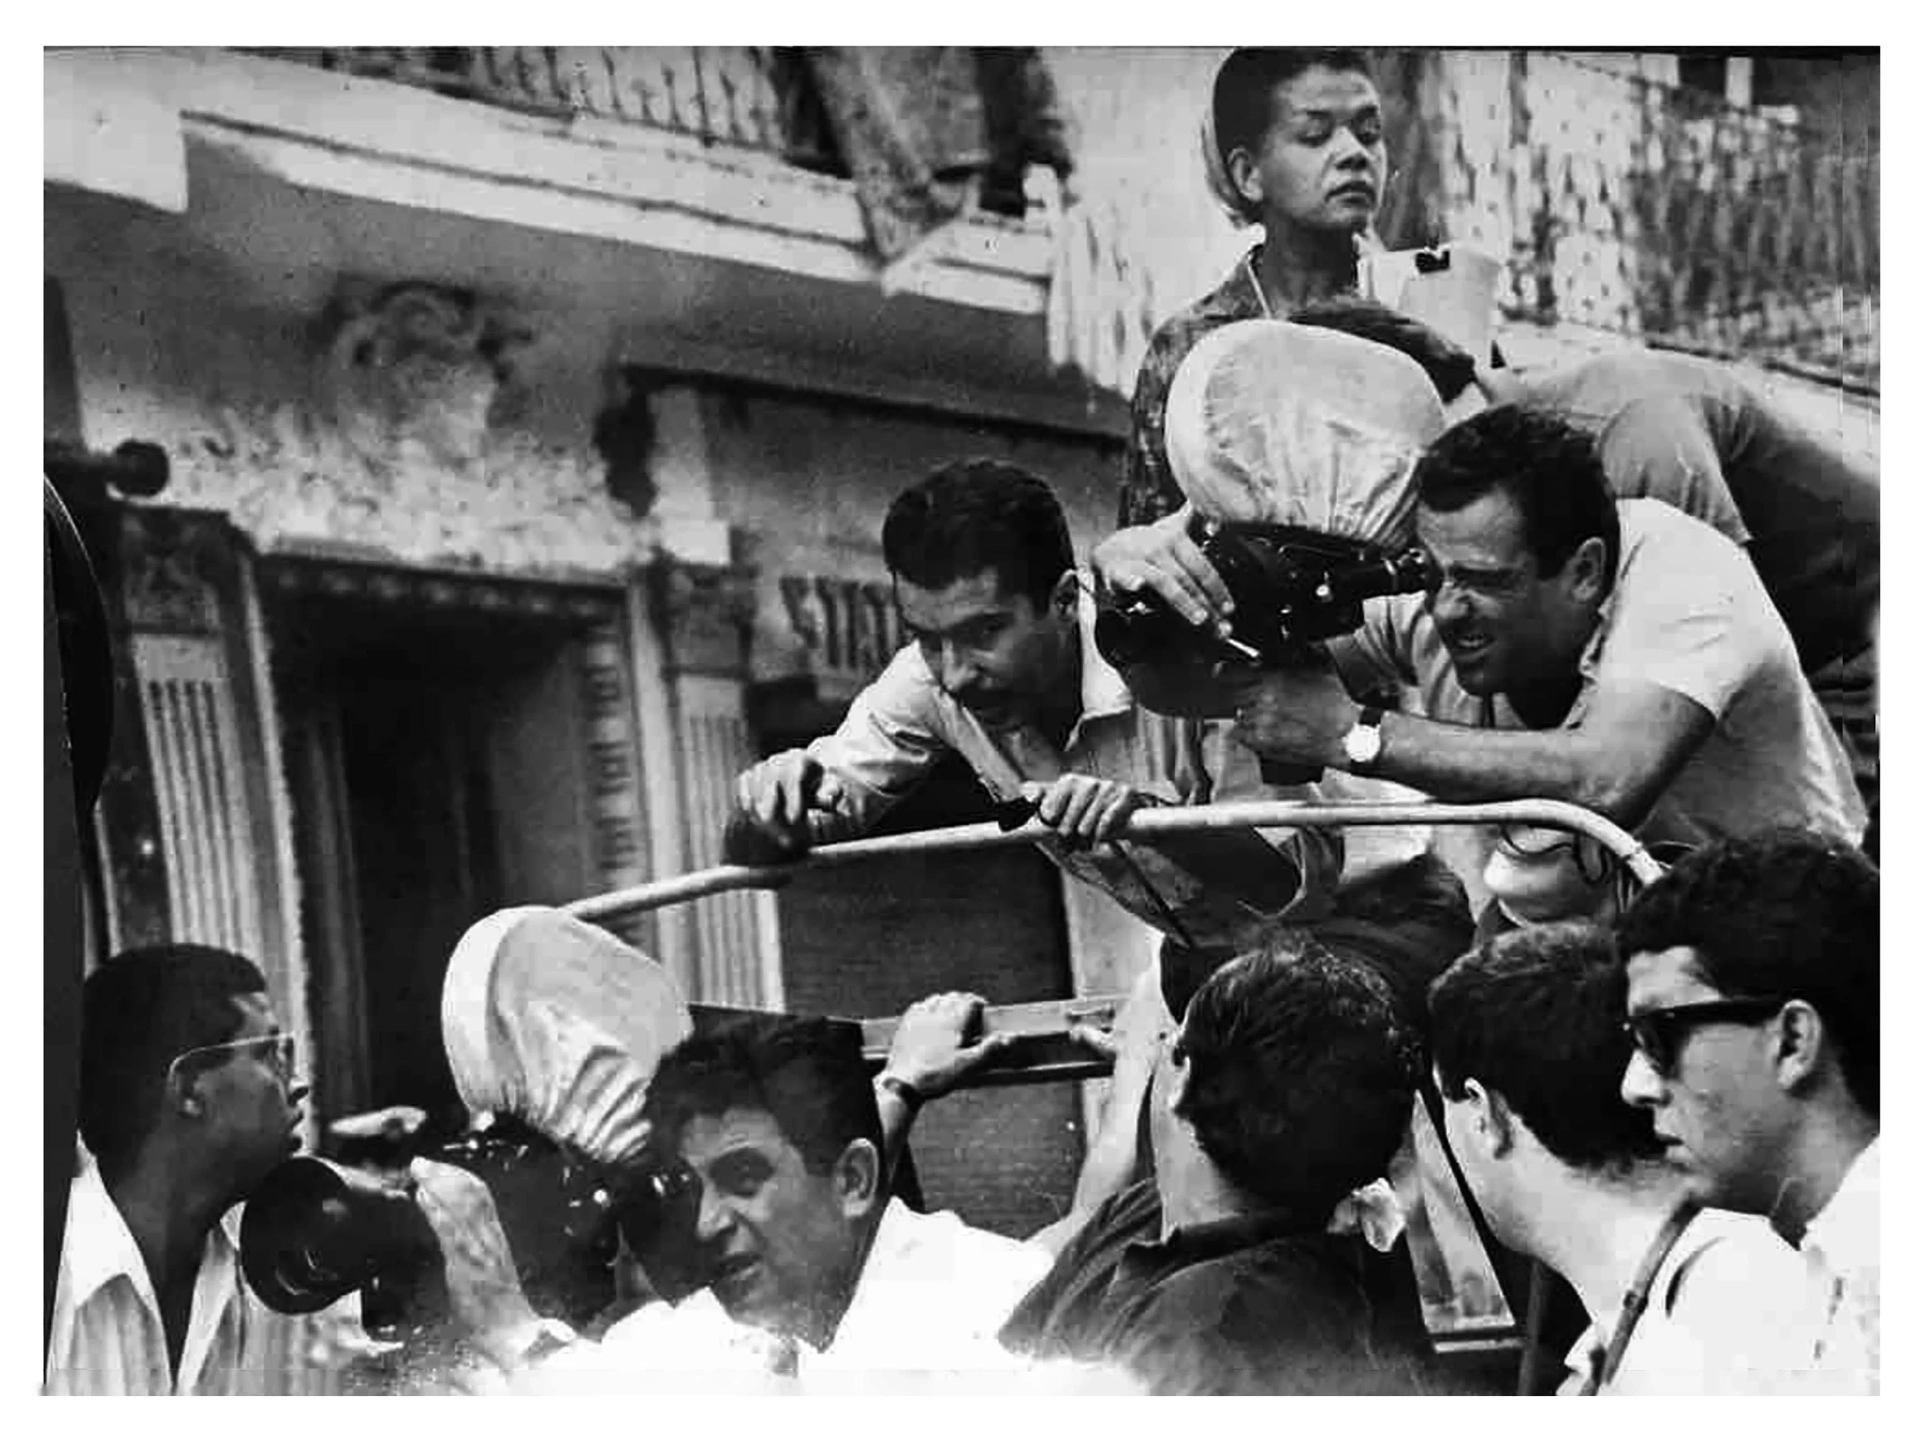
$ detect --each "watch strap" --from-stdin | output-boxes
[877,1073,924,1115]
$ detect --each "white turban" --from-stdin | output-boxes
[1164,319,1446,548]
[441,906,692,1167]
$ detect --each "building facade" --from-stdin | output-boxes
[47,47,1878,1246]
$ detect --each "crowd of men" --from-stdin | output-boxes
[49,47,1877,1397]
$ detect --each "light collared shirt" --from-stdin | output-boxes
[1336,501,1865,890]
[47,1160,256,1395]
[802,578,1355,951]
[526,1199,1053,1392]
[1798,1137,1879,1394]
[1558,1208,1813,1396]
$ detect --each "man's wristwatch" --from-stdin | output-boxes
[1340,705,1386,771]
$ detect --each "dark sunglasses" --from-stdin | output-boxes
[1622,997,1791,1075]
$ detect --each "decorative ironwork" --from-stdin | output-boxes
[1442,51,1877,390]
[250,47,836,167]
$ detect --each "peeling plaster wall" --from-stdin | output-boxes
[49,193,654,580]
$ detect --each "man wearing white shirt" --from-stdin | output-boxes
[1619,829,1879,1394]
[47,944,310,1394]
[1430,920,1813,1395]
[501,1005,1051,1391]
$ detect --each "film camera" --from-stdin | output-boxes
[239,1113,710,1341]
[1094,518,1434,778]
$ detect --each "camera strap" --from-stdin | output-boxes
[991,794,1203,952]
[1576,1199,1700,1395]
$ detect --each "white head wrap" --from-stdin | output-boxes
[441,906,692,1167]
[1164,319,1445,547]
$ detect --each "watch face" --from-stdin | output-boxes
[1345,721,1383,767]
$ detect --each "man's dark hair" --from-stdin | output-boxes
[1212,49,1376,223]
[880,459,1074,608]
[1616,829,1879,1117]
[1174,935,1419,1221]
[642,1015,882,1175]
[1414,405,1621,592]
[1429,921,1663,1174]
[78,944,268,1170]
[1290,297,1476,402]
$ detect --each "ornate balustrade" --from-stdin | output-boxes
[245,47,838,168]
[1443,51,1877,389]
[245,48,1877,392]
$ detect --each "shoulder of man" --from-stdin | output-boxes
[1616,496,1752,573]
[1114,1234,1390,1395]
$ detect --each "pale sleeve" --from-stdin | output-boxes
[801,645,956,840]
[1597,398,1751,546]
[1597,529,1764,720]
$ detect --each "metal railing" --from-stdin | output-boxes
[1449,51,1878,390]
[245,47,838,168]
[566,796,1662,929]
[569,796,1664,1393]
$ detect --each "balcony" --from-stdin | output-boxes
[243,47,841,171]
[1439,51,1878,390]
[56,49,1877,402]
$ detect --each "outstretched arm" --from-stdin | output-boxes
[1229,656,1713,830]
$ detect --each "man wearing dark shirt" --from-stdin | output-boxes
[998,933,1433,1394]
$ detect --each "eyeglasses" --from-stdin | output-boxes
[166,1032,298,1087]
[1621,998,1790,1076]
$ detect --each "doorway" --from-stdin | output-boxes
[268,564,622,1131]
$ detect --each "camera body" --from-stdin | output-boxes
[1093,520,1432,783]
[240,1114,709,1341]
[1095,518,1433,673]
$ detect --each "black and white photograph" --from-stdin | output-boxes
[41,38,1881,1398]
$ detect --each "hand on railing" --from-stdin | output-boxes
[880,991,1017,1103]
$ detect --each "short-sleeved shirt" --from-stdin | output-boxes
[1515,352,1879,672]
[1332,500,1866,859]
[998,1179,1431,1395]
[1560,1207,1816,1396]
[801,579,1344,950]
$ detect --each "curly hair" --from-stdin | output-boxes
[79,944,267,1170]
[1429,921,1663,1174]
[642,1015,882,1175]
[1413,404,1620,592]
[1616,829,1879,1116]
[880,459,1074,608]
[1174,933,1419,1221]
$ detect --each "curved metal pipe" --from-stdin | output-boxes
[564,798,1661,923]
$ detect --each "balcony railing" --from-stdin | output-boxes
[1443,51,1878,390]
[245,47,840,170]
[242,48,1878,393]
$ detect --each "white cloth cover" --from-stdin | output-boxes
[1164,319,1446,547]
[441,906,692,1167]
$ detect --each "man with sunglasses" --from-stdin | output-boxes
[1430,921,1810,1394]
[48,943,310,1394]
[1618,829,1880,1394]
